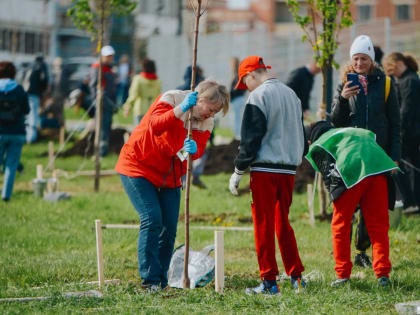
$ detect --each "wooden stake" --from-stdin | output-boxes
[317,174,327,218]
[215,231,224,293]
[183,0,203,290]
[59,127,65,147]
[95,220,104,288]
[48,141,55,170]
[36,164,43,180]
[307,184,315,227]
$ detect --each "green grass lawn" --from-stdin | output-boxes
[1,139,420,314]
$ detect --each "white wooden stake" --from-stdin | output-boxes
[307,184,315,227]
[95,219,104,288]
[215,231,224,293]
[48,141,54,170]
[36,164,43,180]
[59,127,65,146]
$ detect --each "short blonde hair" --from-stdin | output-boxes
[196,79,230,116]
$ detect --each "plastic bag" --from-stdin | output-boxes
[168,244,214,289]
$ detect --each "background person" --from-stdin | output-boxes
[117,54,131,106]
[229,57,247,140]
[23,56,48,143]
[383,52,420,214]
[0,61,30,201]
[90,45,117,157]
[330,35,400,268]
[123,58,161,125]
[229,56,307,295]
[286,61,321,117]
[115,80,229,290]
[306,121,396,287]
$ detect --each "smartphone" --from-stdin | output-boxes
[346,73,363,93]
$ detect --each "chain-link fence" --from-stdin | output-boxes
[147,18,420,127]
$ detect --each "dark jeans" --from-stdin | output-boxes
[120,175,181,287]
[100,109,113,157]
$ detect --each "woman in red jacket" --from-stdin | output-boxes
[115,79,229,290]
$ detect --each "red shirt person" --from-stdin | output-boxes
[115,79,229,290]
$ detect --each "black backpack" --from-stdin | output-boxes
[0,90,21,123]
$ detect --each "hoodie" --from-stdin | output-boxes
[0,79,30,135]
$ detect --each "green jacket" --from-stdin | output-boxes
[306,127,398,189]
[123,74,161,118]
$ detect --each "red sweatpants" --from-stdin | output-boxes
[250,172,304,281]
[332,174,391,279]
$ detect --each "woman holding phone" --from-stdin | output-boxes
[330,35,401,270]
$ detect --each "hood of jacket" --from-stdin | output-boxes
[0,79,18,92]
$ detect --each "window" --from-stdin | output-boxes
[396,4,411,21]
[275,3,294,23]
[358,5,372,22]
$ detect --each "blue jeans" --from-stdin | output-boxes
[25,94,40,143]
[0,135,25,200]
[120,175,181,287]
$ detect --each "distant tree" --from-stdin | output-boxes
[67,0,136,192]
[287,0,353,119]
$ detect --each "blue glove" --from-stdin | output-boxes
[184,139,197,154]
[180,91,198,113]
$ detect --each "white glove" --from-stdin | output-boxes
[229,168,244,196]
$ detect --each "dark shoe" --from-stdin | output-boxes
[192,177,207,189]
[377,276,390,287]
[354,253,372,268]
[2,198,9,202]
[17,162,24,173]
[245,280,280,295]
[291,276,306,291]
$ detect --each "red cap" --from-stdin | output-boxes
[235,56,272,90]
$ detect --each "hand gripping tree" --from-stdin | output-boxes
[287,0,353,217]
[68,0,136,191]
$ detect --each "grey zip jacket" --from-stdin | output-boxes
[234,78,307,174]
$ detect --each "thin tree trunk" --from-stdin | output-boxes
[183,0,202,290]
[94,0,106,192]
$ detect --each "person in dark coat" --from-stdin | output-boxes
[383,52,420,214]
[330,35,401,268]
[0,61,30,201]
[24,56,48,143]
[90,45,117,157]
[286,62,321,116]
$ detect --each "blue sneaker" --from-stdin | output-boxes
[291,276,306,291]
[245,280,280,295]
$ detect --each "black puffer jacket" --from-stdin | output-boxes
[330,68,401,161]
[396,69,420,141]
[286,66,314,112]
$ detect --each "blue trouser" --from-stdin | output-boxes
[120,175,181,287]
[26,94,40,143]
[0,135,25,200]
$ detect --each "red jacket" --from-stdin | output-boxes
[115,90,213,188]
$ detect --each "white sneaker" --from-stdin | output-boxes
[330,278,349,287]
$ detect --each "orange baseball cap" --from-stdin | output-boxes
[235,56,272,90]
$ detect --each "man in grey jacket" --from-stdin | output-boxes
[229,56,307,295]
